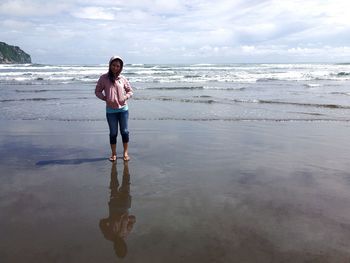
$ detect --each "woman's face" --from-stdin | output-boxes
[110,60,122,75]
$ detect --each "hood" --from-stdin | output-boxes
[109,55,124,70]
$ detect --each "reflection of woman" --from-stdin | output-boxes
[99,162,136,258]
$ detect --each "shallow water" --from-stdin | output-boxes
[0,120,350,262]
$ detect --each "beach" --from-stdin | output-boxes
[1,63,350,262]
[1,119,350,262]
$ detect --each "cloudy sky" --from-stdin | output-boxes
[1,0,349,64]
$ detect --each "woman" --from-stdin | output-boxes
[95,56,133,161]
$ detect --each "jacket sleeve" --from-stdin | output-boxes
[95,76,106,101]
[123,77,133,100]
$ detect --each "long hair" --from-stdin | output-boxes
[108,58,124,83]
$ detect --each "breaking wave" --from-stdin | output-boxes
[2,63,350,85]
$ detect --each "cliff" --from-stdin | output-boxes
[0,42,31,64]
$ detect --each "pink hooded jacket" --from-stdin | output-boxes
[95,56,133,109]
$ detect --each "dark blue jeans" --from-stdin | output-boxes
[106,111,129,144]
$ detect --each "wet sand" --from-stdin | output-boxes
[1,119,350,262]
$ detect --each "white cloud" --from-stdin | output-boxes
[241,46,256,53]
[1,19,33,30]
[0,0,70,16]
[71,6,116,20]
[1,0,350,63]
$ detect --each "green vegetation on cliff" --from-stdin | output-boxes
[0,42,31,64]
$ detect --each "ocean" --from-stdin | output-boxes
[1,63,350,122]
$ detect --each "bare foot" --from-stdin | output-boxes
[109,155,117,162]
[123,154,130,161]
